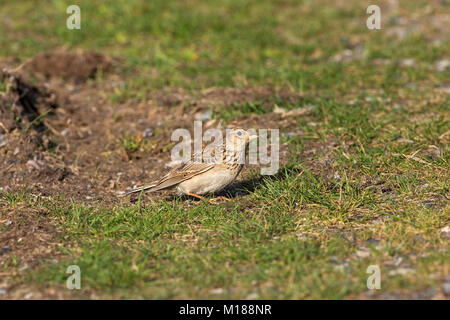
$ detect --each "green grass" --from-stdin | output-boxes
[7,159,449,298]
[1,0,449,299]
[217,101,271,122]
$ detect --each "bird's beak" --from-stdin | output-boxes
[248,134,258,141]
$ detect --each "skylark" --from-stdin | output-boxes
[121,128,257,202]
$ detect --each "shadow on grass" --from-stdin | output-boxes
[162,163,305,202]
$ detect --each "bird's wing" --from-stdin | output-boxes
[120,161,215,196]
[153,162,215,191]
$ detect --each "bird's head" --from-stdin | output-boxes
[226,128,258,151]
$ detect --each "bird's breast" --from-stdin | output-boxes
[177,165,241,195]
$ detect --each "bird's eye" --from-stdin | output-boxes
[237,131,242,136]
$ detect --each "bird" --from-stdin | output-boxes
[120,128,257,202]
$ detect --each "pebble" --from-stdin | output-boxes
[443,281,450,297]
[435,60,450,73]
[1,246,10,255]
[274,105,313,117]
[396,138,414,144]
[246,292,259,299]
[0,288,7,295]
[26,160,41,170]
[388,267,415,276]
[400,59,415,67]
[355,249,370,258]
[195,109,213,121]
[209,288,224,295]
[366,238,380,245]
[392,254,403,267]
[436,84,450,94]
[0,134,7,148]
[423,202,433,209]
[283,132,298,139]
[142,128,153,138]
[440,226,450,239]
[24,292,33,299]
[61,128,71,136]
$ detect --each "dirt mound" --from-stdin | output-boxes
[0,69,57,134]
[17,48,112,84]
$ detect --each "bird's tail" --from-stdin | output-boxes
[118,183,158,197]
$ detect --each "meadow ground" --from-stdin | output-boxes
[0,0,449,299]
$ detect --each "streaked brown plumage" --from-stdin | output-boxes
[120,128,257,201]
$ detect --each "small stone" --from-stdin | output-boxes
[209,288,224,295]
[400,59,415,67]
[436,84,450,94]
[1,246,10,255]
[26,160,41,170]
[356,249,370,258]
[195,109,213,121]
[13,147,19,155]
[392,254,403,266]
[284,132,298,139]
[285,106,313,117]
[435,60,450,73]
[0,288,7,295]
[388,267,415,276]
[274,105,312,117]
[397,138,414,144]
[423,202,433,209]
[273,106,287,114]
[246,292,259,299]
[440,226,450,239]
[142,128,153,138]
[0,134,7,148]
[366,238,380,245]
[61,128,71,136]
[443,282,450,297]
[24,292,33,299]
[19,263,29,271]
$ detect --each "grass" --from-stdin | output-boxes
[119,134,153,154]
[0,0,449,299]
[217,101,271,122]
